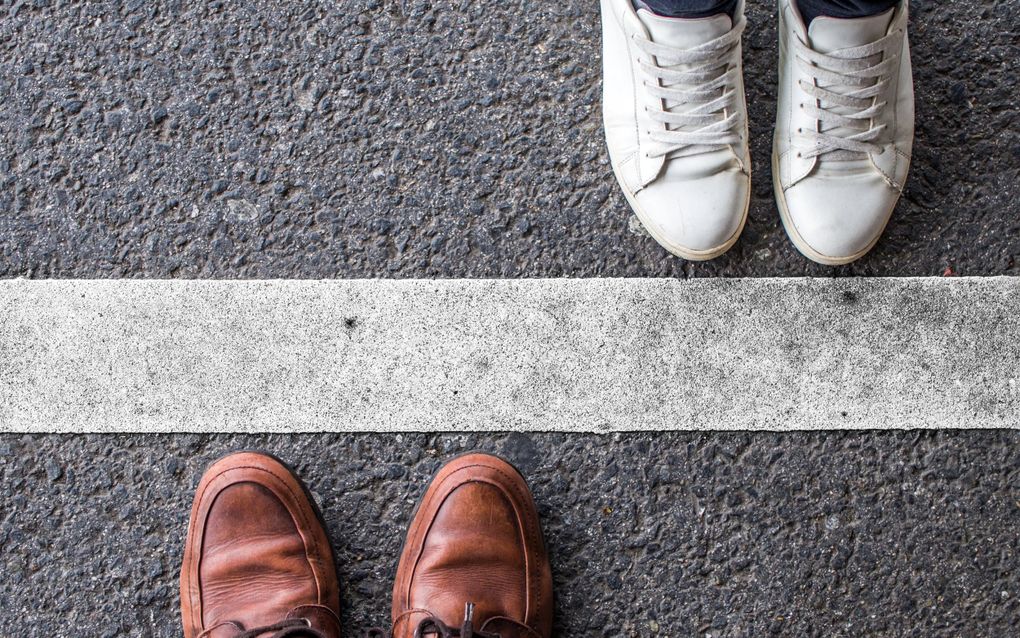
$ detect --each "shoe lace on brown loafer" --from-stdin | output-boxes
[412,603,501,638]
[364,603,505,638]
[199,617,328,638]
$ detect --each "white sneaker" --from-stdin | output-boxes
[601,0,750,261]
[773,1,914,265]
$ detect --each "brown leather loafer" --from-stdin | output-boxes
[180,452,340,638]
[391,453,554,638]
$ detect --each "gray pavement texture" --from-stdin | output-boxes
[3,278,1019,432]
[1,0,1019,278]
[2,432,1020,638]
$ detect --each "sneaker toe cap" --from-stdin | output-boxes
[634,169,749,258]
[782,174,900,263]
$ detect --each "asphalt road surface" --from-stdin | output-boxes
[2,1,1019,637]
[3,432,1020,637]
[0,0,1018,277]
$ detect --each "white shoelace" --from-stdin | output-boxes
[632,16,746,159]
[792,28,901,161]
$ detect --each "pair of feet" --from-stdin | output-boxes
[602,0,914,265]
[181,452,553,638]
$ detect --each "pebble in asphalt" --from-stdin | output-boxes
[2,432,1019,636]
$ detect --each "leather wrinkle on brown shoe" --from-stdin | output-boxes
[390,454,554,638]
[181,452,340,638]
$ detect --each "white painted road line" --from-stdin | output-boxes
[0,278,1017,432]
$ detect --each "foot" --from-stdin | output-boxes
[601,0,750,260]
[180,452,340,638]
[773,0,914,265]
[390,453,554,638]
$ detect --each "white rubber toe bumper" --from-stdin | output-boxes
[775,161,899,265]
[630,163,750,259]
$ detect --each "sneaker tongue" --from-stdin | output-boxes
[636,8,732,50]
[807,8,894,54]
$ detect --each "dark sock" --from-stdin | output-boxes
[796,0,899,26]
[634,0,738,20]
